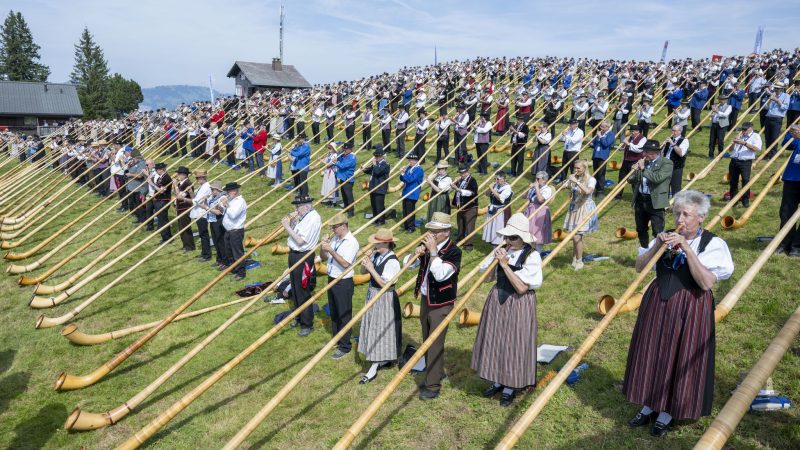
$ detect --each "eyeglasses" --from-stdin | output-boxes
[506,235,521,241]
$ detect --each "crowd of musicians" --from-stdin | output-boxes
[3,48,800,438]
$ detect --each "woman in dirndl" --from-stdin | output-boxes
[265,133,283,185]
[425,161,452,222]
[494,91,509,134]
[321,142,339,205]
[357,228,402,384]
[524,171,553,252]
[623,190,733,437]
[482,171,513,245]
[562,159,598,270]
[472,212,542,407]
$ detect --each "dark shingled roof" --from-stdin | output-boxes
[227,61,312,89]
[0,81,84,117]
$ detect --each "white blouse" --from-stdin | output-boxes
[638,234,734,281]
[479,247,543,290]
[373,251,401,283]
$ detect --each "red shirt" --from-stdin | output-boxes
[252,129,268,153]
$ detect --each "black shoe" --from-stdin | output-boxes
[198,256,211,262]
[157,239,169,245]
[774,247,788,256]
[790,248,800,258]
[232,274,245,281]
[359,372,377,384]
[650,420,671,437]
[298,327,313,337]
[418,388,439,401]
[145,226,154,231]
[628,411,656,428]
[499,390,516,407]
[217,264,229,271]
[482,384,503,398]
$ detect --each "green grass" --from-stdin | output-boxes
[1,107,799,450]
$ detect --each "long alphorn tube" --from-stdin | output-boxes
[715,206,800,322]
[721,149,792,230]
[220,97,552,445]
[68,72,516,432]
[334,258,498,449]
[694,306,800,450]
[222,255,419,448]
[494,226,683,449]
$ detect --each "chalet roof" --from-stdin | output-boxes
[226,61,312,89]
[0,81,84,117]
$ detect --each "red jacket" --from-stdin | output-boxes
[252,129,268,153]
[211,110,225,124]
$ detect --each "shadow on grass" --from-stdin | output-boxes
[246,368,362,449]
[150,351,315,445]
[353,391,416,450]
[0,349,15,374]
[0,371,30,416]
[7,402,66,449]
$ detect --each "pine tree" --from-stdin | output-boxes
[107,73,143,116]
[70,27,111,118]
[0,10,50,81]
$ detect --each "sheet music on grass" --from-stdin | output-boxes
[537,344,571,363]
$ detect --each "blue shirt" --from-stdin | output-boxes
[591,131,616,160]
[690,88,708,109]
[402,89,413,105]
[666,89,683,108]
[782,133,800,181]
[240,127,255,151]
[789,92,800,112]
[400,164,424,201]
[728,90,745,110]
[608,74,618,90]
[335,152,356,183]
[290,142,310,171]
[766,92,790,118]
[378,98,388,112]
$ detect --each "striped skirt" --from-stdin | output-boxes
[622,282,715,420]
[358,286,402,362]
[471,286,537,389]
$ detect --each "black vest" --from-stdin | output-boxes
[452,175,478,209]
[662,136,687,169]
[414,239,462,307]
[496,244,534,304]
[369,252,398,290]
[489,184,512,213]
[655,229,714,300]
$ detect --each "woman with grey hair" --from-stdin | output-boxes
[622,190,734,438]
[524,171,553,252]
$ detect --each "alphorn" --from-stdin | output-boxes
[494,226,684,449]
[694,306,800,450]
[55,72,490,391]
[69,73,536,433]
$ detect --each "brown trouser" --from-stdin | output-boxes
[420,301,453,391]
[457,207,477,249]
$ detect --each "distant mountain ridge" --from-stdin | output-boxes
[140,85,232,111]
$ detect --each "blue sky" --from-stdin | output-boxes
[5,0,799,90]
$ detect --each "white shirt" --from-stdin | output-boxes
[433,175,452,192]
[730,132,762,161]
[627,136,647,154]
[222,195,247,230]
[109,148,126,175]
[561,127,584,152]
[287,209,321,252]
[373,251,400,283]
[664,136,690,159]
[536,130,552,146]
[189,181,211,220]
[326,231,359,279]
[639,234,734,281]
[419,239,457,296]
[479,247,543,290]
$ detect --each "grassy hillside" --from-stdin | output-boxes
[0,104,798,449]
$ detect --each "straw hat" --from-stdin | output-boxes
[193,168,208,178]
[368,228,396,244]
[329,212,348,225]
[497,213,535,244]
[425,212,452,230]
[435,161,449,170]
[209,180,223,191]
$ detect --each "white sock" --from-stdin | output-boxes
[502,387,514,395]
[640,406,653,415]
[365,363,380,378]
[656,412,672,424]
